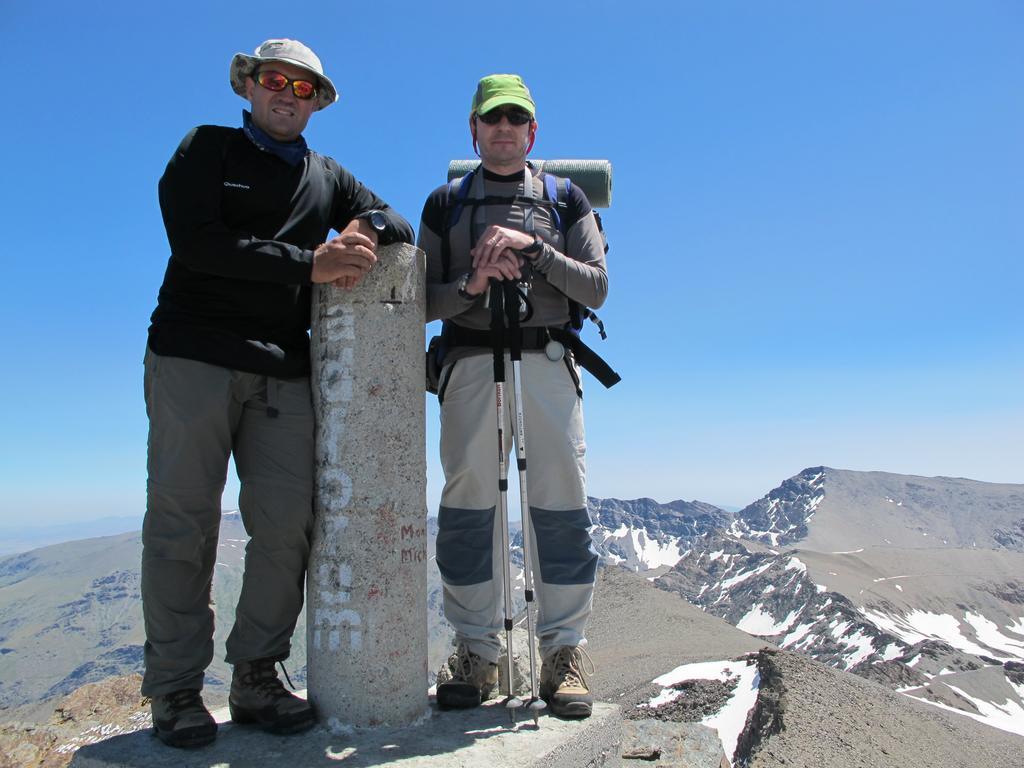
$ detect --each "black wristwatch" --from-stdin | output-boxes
[519,233,543,257]
[456,272,477,300]
[361,209,387,234]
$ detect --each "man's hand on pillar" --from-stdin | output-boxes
[312,220,379,287]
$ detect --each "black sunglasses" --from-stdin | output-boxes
[476,107,533,126]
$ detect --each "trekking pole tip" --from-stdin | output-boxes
[528,697,546,725]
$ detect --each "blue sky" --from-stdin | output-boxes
[0,1,1021,529]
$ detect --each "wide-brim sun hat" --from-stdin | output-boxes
[471,74,535,118]
[230,38,338,112]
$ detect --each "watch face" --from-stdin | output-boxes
[369,210,387,231]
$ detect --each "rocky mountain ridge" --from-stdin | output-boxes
[654,467,1024,737]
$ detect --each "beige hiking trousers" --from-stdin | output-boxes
[436,351,598,663]
[141,348,314,697]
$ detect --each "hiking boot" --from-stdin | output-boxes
[436,643,499,709]
[540,645,594,718]
[229,659,316,735]
[151,689,217,748]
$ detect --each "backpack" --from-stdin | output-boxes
[441,164,609,337]
[426,164,619,394]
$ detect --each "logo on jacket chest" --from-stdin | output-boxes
[224,181,252,190]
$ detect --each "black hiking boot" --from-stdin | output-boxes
[151,688,217,748]
[436,643,499,709]
[229,659,316,735]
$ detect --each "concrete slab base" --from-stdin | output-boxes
[71,699,620,768]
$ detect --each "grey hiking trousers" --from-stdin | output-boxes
[436,352,599,663]
[141,348,314,697]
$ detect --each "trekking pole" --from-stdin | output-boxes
[489,279,524,724]
[503,280,548,726]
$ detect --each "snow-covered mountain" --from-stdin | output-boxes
[588,496,730,573]
[644,468,1024,737]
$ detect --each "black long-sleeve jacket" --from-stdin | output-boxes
[148,125,414,377]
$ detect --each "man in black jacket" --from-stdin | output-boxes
[143,38,413,748]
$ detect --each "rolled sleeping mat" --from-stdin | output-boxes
[447,159,613,208]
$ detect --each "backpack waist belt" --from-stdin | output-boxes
[443,324,621,389]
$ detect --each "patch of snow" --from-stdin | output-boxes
[860,608,1014,661]
[762,584,775,595]
[831,548,864,555]
[738,605,800,636]
[708,549,725,562]
[1010,680,1024,702]
[650,659,760,766]
[906,684,1024,737]
[963,612,1024,661]
[895,584,903,592]
[881,643,904,662]
[55,711,152,754]
[785,557,806,573]
[629,527,685,569]
[781,622,816,648]
[653,660,740,687]
[830,621,851,640]
[1007,617,1024,637]
[720,561,774,590]
[842,629,879,668]
[815,584,827,593]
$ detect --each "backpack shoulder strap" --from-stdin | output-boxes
[447,167,477,228]
[540,172,569,234]
[441,167,479,282]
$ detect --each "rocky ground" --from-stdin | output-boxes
[0,675,151,768]
[743,649,1024,768]
[5,566,1024,768]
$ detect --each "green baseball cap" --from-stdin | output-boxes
[471,74,536,118]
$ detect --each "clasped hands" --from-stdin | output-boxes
[311,217,379,289]
[463,225,536,297]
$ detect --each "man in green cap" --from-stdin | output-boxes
[142,38,413,748]
[418,74,607,718]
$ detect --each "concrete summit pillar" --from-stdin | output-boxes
[307,242,427,728]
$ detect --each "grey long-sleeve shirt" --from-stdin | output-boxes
[418,166,607,333]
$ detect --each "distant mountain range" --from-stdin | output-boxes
[593,468,1024,737]
[2,467,1022,743]
[0,517,144,557]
